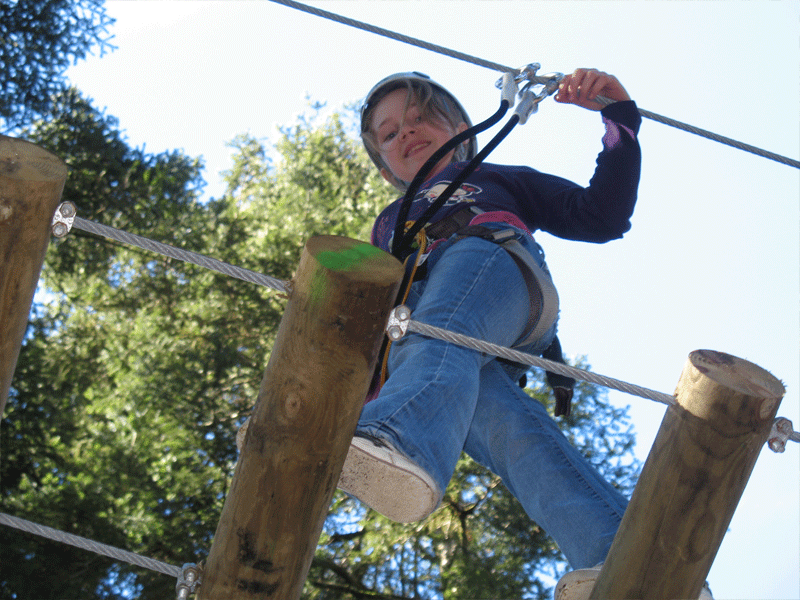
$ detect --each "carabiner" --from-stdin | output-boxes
[496,64,563,95]
[495,64,564,123]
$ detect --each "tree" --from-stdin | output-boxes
[0,0,115,130]
[2,88,214,600]
[1,98,640,599]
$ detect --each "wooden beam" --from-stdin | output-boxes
[589,349,785,599]
[0,135,68,418]
[198,235,403,599]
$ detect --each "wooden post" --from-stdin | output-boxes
[198,235,403,600]
[0,135,68,418]
[589,350,785,599]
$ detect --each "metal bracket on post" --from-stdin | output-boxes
[176,563,203,600]
[386,305,411,341]
[51,201,76,238]
[768,417,794,453]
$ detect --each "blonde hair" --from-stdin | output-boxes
[361,79,469,191]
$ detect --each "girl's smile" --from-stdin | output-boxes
[371,88,467,185]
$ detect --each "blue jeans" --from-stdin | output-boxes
[357,233,628,568]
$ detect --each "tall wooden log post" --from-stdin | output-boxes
[0,135,68,418]
[198,236,403,600]
[590,350,785,599]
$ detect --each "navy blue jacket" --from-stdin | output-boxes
[371,100,642,252]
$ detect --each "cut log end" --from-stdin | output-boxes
[305,235,403,285]
[0,135,68,182]
[1,136,68,417]
[199,236,403,600]
[590,350,784,600]
[688,349,785,399]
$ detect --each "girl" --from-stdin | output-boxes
[339,68,639,574]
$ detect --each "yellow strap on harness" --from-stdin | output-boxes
[379,226,428,388]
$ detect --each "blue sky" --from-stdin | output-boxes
[64,1,799,598]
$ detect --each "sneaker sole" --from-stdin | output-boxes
[555,567,714,600]
[338,437,439,523]
[554,568,601,600]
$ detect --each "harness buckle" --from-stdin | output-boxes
[453,225,516,243]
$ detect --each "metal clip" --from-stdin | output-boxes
[176,562,203,600]
[386,305,411,341]
[515,90,540,124]
[498,72,518,108]
[52,202,76,238]
[496,63,541,90]
[496,64,564,124]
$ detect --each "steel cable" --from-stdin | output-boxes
[72,216,290,294]
[267,0,799,170]
[0,512,182,578]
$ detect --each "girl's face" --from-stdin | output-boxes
[371,88,467,186]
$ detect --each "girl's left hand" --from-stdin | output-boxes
[555,68,631,111]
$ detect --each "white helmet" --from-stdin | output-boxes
[360,72,477,187]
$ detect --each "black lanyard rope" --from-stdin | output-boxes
[390,100,517,258]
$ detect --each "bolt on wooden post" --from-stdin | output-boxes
[198,235,403,600]
[589,349,785,600]
[0,135,68,418]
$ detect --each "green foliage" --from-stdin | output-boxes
[222,109,388,282]
[1,93,639,599]
[2,90,221,600]
[0,0,115,129]
[27,87,207,295]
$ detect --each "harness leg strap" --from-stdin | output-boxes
[541,336,575,417]
[450,224,575,416]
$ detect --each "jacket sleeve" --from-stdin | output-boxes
[532,100,642,243]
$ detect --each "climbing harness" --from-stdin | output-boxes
[388,66,562,260]
[362,66,577,413]
[360,67,575,411]
[453,222,560,348]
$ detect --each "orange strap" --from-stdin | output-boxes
[379,227,428,388]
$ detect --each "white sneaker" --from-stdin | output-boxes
[554,565,713,600]
[338,434,440,523]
